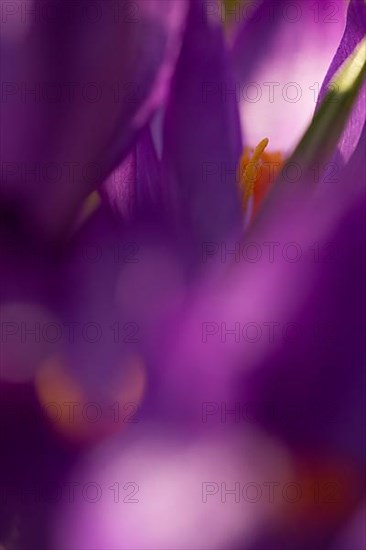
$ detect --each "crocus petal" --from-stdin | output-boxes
[231,0,347,153]
[344,122,366,196]
[162,159,366,460]
[0,0,187,239]
[275,37,366,189]
[317,0,366,164]
[101,126,163,223]
[57,207,142,394]
[55,429,292,549]
[240,193,366,462]
[162,0,243,254]
[332,503,366,550]
[21,205,153,444]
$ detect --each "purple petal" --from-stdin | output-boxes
[58,207,141,397]
[0,0,188,239]
[317,0,366,164]
[54,429,290,549]
[162,0,243,253]
[231,0,347,153]
[163,161,366,459]
[101,126,163,223]
[53,203,187,415]
[345,122,366,193]
[332,504,366,550]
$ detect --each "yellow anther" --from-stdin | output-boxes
[240,137,269,207]
[238,138,284,226]
[74,191,101,231]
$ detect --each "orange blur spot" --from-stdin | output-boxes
[278,454,362,532]
[35,354,146,445]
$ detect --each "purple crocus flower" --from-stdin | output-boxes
[1,0,365,549]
